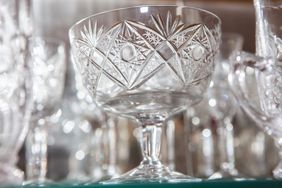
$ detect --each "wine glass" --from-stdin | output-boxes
[229,0,282,179]
[0,0,32,186]
[69,5,221,183]
[25,37,66,184]
[184,99,216,178]
[208,33,243,179]
[71,54,122,182]
[184,33,244,179]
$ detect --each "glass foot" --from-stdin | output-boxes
[66,173,91,184]
[209,168,246,180]
[0,164,23,186]
[23,178,56,186]
[273,161,282,179]
[101,162,201,184]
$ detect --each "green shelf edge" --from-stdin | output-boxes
[4,179,282,188]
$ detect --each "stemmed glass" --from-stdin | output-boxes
[71,54,121,182]
[184,99,216,178]
[229,0,282,179]
[208,33,243,179]
[0,0,33,186]
[69,6,221,183]
[184,33,243,178]
[25,37,66,184]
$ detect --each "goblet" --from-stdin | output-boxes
[0,0,32,185]
[0,54,28,186]
[184,33,243,179]
[208,33,243,179]
[72,55,121,182]
[229,0,282,178]
[25,37,66,184]
[69,6,221,183]
[184,98,216,178]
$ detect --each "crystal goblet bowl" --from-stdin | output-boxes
[69,5,221,183]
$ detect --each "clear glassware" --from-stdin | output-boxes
[184,33,243,179]
[162,119,176,171]
[229,0,282,179]
[69,5,221,183]
[0,0,33,186]
[208,33,243,179]
[25,37,66,184]
[46,106,93,183]
[71,55,122,182]
[234,108,278,178]
[184,101,216,178]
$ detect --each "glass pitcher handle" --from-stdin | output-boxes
[228,51,282,138]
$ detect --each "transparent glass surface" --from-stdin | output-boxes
[184,101,216,178]
[229,0,282,179]
[256,0,282,178]
[234,108,278,178]
[185,33,244,179]
[24,37,66,185]
[208,33,243,179]
[0,0,32,186]
[72,56,122,182]
[69,6,221,183]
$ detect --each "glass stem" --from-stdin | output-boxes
[140,123,163,166]
[105,116,118,177]
[217,117,237,174]
[165,120,175,170]
[273,140,282,178]
[25,118,48,181]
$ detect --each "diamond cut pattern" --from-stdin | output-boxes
[74,12,217,96]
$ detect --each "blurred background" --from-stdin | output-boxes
[17,0,278,182]
[32,0,255,52]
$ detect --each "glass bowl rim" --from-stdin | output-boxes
[69,5,221,34]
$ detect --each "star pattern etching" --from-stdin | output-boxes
[73,12,218,97]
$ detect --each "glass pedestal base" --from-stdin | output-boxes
[273,161,282,179]
[24,178,56,186]
[102,162,201,184]
[209,168,247,181]
[0,164,24,186]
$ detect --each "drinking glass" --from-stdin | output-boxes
[69,5,221,183]
[0,0,32,185]
[184,100,216,178]
[229,0,282,178]
[234,108,278,178]
[71,55,121,182]
[25,37,66,184]
[208,33,243,179]
[184,33,243,179]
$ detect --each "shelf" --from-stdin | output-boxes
[7,179,282,188]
